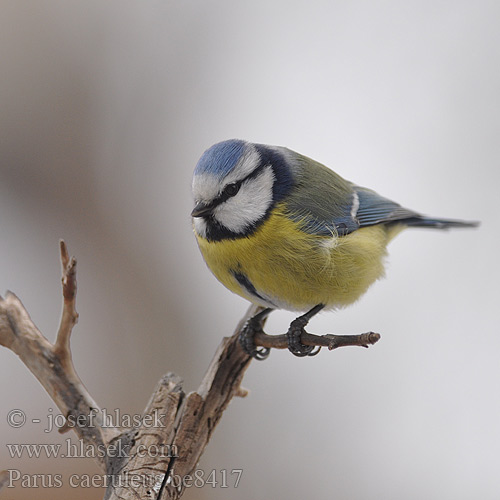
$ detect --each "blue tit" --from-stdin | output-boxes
[191,139,478,359]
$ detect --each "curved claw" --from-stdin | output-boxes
[252,346,271,360]
[286,321,319,357]
[287,342,320,357]
[307,346,322,356]
[286,305,324,357]
[239,314,271,361]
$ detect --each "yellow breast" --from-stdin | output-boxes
[195,203,399,311]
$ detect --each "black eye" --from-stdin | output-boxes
[223,182,240,197]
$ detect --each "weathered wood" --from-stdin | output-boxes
[0,242,380,499]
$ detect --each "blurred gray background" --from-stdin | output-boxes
[1,1,499,499]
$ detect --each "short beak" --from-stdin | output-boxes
[191,201,213,218]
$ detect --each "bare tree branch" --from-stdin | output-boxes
[254,329,380,350]
[54,239,78,364]
[0,242,258,499]
[0,291,120,464]
[0,242,380,499]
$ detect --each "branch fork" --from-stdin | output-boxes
[0,241,381,499]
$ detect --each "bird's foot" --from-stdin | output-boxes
[239,308,272,360]
[286,315,321,357]
[286,305,325,357]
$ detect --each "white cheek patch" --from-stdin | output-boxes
[213,166,275,233]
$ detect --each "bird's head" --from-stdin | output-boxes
[191,140,294,241]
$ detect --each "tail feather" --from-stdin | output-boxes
[403,216,480,229]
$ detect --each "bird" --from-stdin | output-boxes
[191,139,478,359]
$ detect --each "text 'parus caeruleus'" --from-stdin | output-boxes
[191,140,478,359]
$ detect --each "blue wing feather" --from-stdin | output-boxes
[282,150,476,236]
[354,188,419,227]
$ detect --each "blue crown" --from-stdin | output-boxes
[194,139,247,178]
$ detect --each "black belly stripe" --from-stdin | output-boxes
[232,271,275,307]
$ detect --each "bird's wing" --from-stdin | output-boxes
[284,152,419,236]
[354,187,420,228]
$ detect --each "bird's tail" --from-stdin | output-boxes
[403,216,480,230]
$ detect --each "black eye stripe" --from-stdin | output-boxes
[213,164,267,206]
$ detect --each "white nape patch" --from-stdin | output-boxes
[350,191,360,220]
[213,166,275,233]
